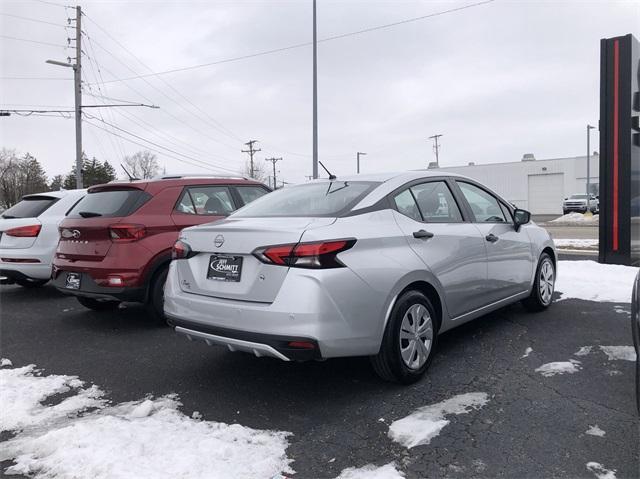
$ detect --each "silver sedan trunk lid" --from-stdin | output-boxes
[176,217,336,303]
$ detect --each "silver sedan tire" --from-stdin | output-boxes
[371,290,438,384]
[522,253,555,312]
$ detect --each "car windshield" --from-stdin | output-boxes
[232,181,379,217]
[1,196,58,219]
[569,194,589,199]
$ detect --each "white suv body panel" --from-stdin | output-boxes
[0,189,86,280]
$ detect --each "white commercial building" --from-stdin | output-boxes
[436,153,600,215]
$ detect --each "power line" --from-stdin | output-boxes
[0,13,67,27]
[82,16,242,143]
[81,28,241,151]
[84,118,241,175]
[83,114,241,174]
[94,0,494,84]
[31,0,70,8]
[0,35,67,48]
[0,76,71,81]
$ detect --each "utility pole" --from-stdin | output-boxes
[356,152,366,174]
[586,124,595,213]
[45,6,83,188]
[74,5,82,188]
[312,0,318,179]
[428,134,443,168]
[265,157,282,189]
[241,140,261,178]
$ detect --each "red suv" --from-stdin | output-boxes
[52,176,270,320]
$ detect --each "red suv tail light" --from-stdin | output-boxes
[253,239,356,269]
[5,224,41,237]
[172,240,196,260]
[109,224,146,242]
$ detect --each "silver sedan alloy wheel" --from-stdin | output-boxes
[539,259,555,306]
[399,303,433,370]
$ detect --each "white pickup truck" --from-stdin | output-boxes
[562,194,599,215]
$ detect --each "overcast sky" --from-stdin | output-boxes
[1,0,638,184]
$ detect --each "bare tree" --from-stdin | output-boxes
[0,149,48,208]
[124,151,160,179]
[242,158,267,183]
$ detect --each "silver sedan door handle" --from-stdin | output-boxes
[413,229,434,239]
[485,233,499,243]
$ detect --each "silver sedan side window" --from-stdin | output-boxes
[393,189,422,221]
[458,182,507,223]
[411,182,462,223]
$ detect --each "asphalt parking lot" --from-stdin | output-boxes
[1,255,638,479]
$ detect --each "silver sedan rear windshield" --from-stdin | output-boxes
[233,181,379,217]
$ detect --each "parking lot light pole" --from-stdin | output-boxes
[356,152,366,174]
[586,124,595,213]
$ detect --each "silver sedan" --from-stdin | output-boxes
[165,171,556,383]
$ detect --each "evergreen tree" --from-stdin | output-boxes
[49,175,64,191]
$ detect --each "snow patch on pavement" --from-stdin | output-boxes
[335,462,404,479]
[0,364,107,432]
[575,346,593,356]
[556,261,638,303]
[535,360,582,377]
[586,425,606,437]
[573,345,636,361]
[586,462,617,479]
[599,346,636,362]
[1,358,12,367]
[521,347,533,358]
[554,239,598,249]
[550,213,599,224]
[388,392,489,448]
[0,360,293,479]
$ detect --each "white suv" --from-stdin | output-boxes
[0,189,86,287]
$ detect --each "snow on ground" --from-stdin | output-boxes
[521,347,533,358]
[0,361,293,479]
[535,360,582,377]
[575,346,593,356]
[1,358,12,367]
[550,213,599,224]
[598,346,637,361]
[586,462,617,479]
[388,393,489,449]
[335,462,405,479]
[573,345,636,362]
[613,306,629,315]
[553,239,598,249]
[556,261,638,303]
[586,425,606,437]
[0,364,106,432]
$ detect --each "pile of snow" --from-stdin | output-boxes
[550,213,599,225]
[556,261,638,303]
[573,345,636,362]
[586,462,617,479]
[586,425,606,437]
[553,239,598,250]
[521,347,533,358]
[535,360,582,377]
[388,392,489,448]
[575,346,594,356]
[336,462,405,479]
[0,361,293,479]
[0,364,106,432]
[597,346,636,362]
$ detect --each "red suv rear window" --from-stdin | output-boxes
[67,189,150,219]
